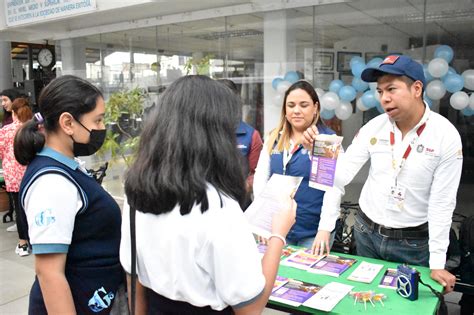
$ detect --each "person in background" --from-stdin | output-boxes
[254,80,335,249]
[14,75,123,314]
[121,75,296,315]
[1,89,20,127]
[218,79,263,207]
[0,98,33,256]
[303,55,462,293]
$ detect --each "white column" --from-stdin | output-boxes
[58,38,87,79]
[263,10,296,134]
[0,41,13,90]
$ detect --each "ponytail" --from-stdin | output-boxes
[14,116,45,165]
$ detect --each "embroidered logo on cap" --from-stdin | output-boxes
[382,55,400,65]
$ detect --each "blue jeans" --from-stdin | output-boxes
[287,232,336,250]
[353,214,429,267]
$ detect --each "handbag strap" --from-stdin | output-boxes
[130,205,137,315]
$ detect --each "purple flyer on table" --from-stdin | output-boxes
[270,280,322,307]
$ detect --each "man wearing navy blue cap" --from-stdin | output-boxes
[303,55,462,293]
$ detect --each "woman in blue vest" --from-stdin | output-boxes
[254,80,335,250]
[14,75,123,315]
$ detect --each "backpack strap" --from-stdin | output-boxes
[130,204,137,315]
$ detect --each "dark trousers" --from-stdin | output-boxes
[7,192,29,240]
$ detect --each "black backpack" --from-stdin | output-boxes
[459,215,474,284]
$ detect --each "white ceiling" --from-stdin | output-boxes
[1,0,473,62]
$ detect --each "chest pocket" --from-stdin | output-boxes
[368,143,392,178]
[402,148,440,188]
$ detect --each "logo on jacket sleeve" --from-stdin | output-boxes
[35,209,56,227]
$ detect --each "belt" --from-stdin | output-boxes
[357,210,429,239]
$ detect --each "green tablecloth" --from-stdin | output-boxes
[268,252,442,314]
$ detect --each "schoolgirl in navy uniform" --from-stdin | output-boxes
[14,75,123,315]
[254,80,336,252]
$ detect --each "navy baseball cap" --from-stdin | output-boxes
[361,55,426,87]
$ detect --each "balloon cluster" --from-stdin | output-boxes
[271,71,301,108]
[423,45,474,116]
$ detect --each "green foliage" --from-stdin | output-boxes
[184,54,214,75]
[97,87,145,166]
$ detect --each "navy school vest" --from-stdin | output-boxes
[270,124,335,241]
[20,155,123,315]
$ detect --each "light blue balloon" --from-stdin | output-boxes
[462,107,474,116]
[284,71,300,84]
[351,62,365,78]
[366,58,384,69]
[424,95,433,108]
[441,66,457,81]
[361,90,380,109]
[423,64,435,83]
[338,85,357,102]
[352,77,369,92]
[434,45,454,63]
[443,73,464,93]
[329,80,344,93]
[320,109,335,120]
[350,56,365,68]
[272,77,283,90]
[376,103,385,114]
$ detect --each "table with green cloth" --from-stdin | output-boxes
[267,252,442,314]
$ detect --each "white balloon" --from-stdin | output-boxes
[462,69,474,90]
[272,93,283,107]
[276,80,292,94]
[469,93,474,110]
[426,80,446,100]
[356,97,369,111]
[428,58,449,78]
[335,101,353,120]
[320,91,340,110]
[450,91,469,110]
[369,82,378,91]
[315,88,325,99]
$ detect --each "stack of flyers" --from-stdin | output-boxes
[270,279,322,307]
[308,255,357,277]
[302,282,354,312]
[347,261,384,283]
[378,268,398,289]
[280,250,325,270]
[272,276,289,292]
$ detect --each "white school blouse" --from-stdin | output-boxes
[120,185,265,310]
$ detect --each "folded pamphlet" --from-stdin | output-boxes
[347,261,384,283]
[309,134,343,191]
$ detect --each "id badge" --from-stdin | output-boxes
[387,185,406,212]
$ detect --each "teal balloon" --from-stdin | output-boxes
[321,109,335,120]
[338,85,357,102]
[351,62,365,78]
[284,71,300,84]
[366,58,383,69]
[462,107,474,116]
[423,64,435,82]
[361,90,380,109]
[443,73,464,93]
[352,77,369,92]
[350,56,365,68]
[329,80,344,93]
[424,95,433,108]
[434,45,454,63]
[376,103,385,114]
[272,77,283,90]
[441,67,457,81]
